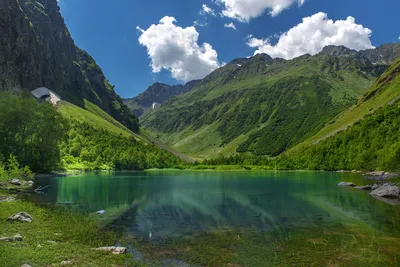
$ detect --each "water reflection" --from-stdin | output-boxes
[31,171,400,240]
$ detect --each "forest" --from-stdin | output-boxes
[202,100,400,172]
[0,92,183,175]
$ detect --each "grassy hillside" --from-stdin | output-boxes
[58,101,134,138]
[142,45,399,159]
[293,58,400,149]
[282,58,400,171]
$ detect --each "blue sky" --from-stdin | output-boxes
[58,0,399,98]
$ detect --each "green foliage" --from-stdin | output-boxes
[0,92,67,173]
[280,101,400,171]
[61,120,183,171]
[143,49,381,159]
[6,155,34,180]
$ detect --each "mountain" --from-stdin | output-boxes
[140,43,400,159]
[282,58,400,171]
[123,80,200,117]
[0,0,138,132]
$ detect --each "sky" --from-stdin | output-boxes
[57,0,400,98]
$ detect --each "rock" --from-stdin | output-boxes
[96,210,105,215]
[0,234,23,242]
[92,246,126,255]
[338,182,356,187]
[47,240,58,245]
[354,185,372,190]
[11,179,21,185]
[372,184,380,190]
[370,183,400,198]
[7,212,33,223]
[21,264,32,267]
[60,260,73,265]
[13,234,23,241]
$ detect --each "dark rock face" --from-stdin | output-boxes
[360,43,400,65]
[0,0,138,132]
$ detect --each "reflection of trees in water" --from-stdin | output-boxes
[36,171,400,239]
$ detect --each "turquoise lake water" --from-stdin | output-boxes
[30,171,400,241]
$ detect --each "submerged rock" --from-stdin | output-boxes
[92,246,126,255]
[338,182,356,187]
[7,212,33,223]
[370,183,400,198]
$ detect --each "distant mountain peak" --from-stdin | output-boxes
[319,45,357,56]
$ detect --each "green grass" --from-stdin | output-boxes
[58,100,134,138]
[0,200,136,266]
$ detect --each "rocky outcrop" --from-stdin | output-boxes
[0,0,138,132]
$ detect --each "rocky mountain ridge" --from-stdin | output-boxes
[0,0,138,132]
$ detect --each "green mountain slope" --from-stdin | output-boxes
[0,0,138,132]
[282,59,400,171]
[141,44,400,159]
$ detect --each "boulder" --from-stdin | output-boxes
[92,246,126,255]
[21,264,32,267]
[7,212,33,223]
[11,179,21,185]
[96,210,105,215]
[354,185,372,190]
[338,182,356,187]
[60,260,73,265]
[370,183,400,198]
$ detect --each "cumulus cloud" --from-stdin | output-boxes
[137,16,221,82]
[200,4,217,16]
[224,22,237,30]
[217,0,305,22]
[247,12,374,59]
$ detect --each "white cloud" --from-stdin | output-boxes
[137,16,221,82]
[200,4,217,16]
[247,12,374,60]
[217,0,305,22]
[224,22,237,30]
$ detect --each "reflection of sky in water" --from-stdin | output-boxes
[31,171,400,240]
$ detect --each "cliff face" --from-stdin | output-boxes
[0,0,138,132]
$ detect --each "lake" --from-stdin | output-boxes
[29,171,400,265]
